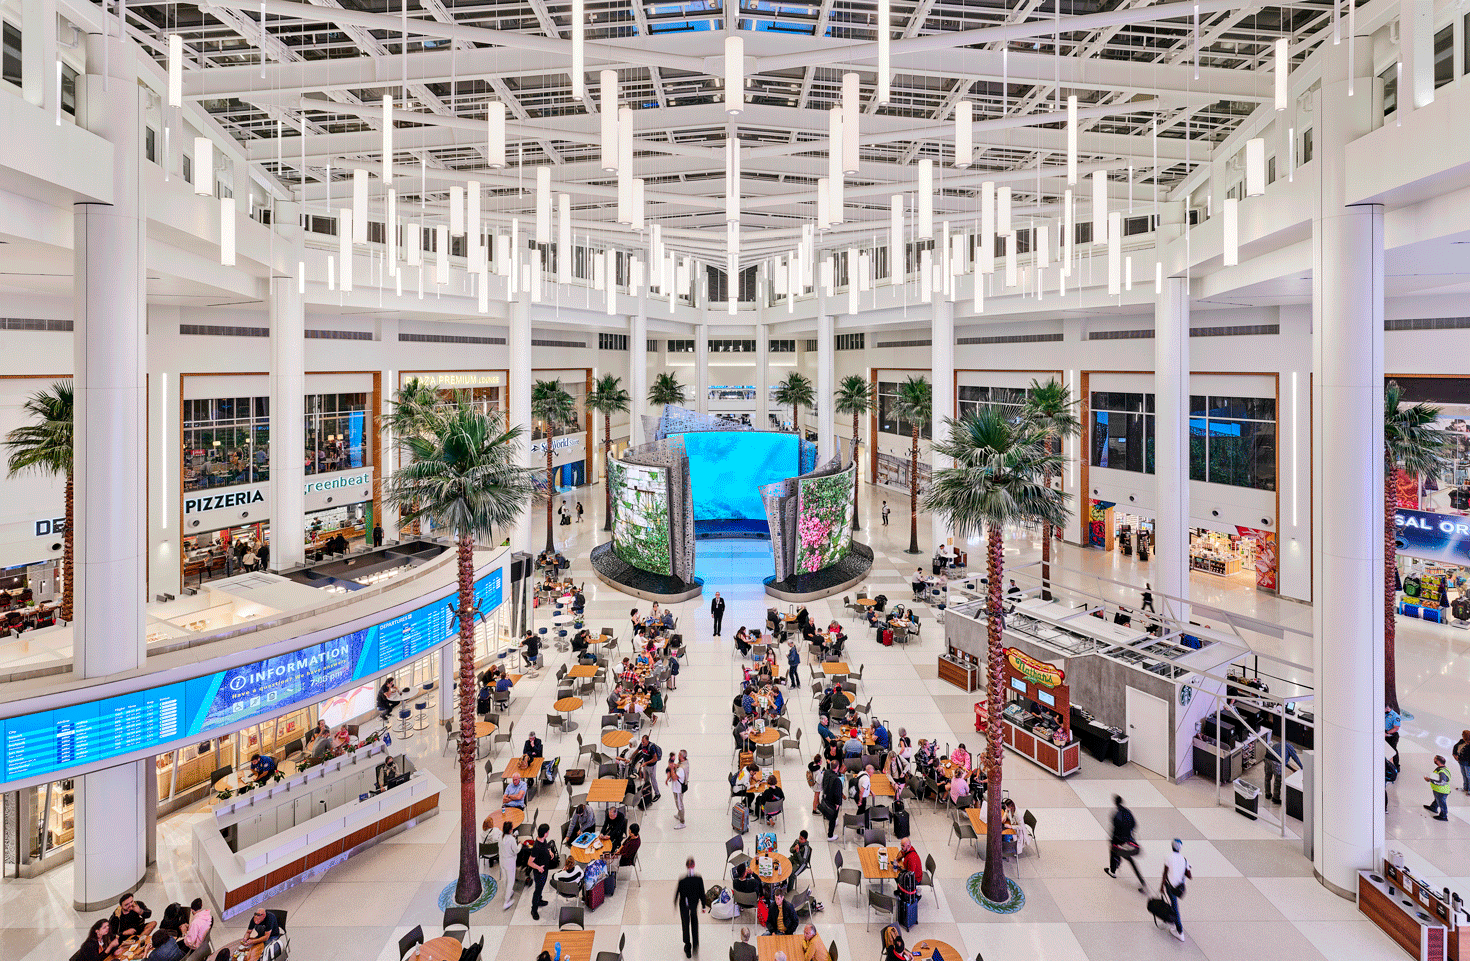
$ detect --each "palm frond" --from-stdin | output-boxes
[385,408,536,539]
[1024,378,1081,438]
[773,372,817,409]
[889,375,932,428]
[649,372,687,407]
[925,409,1072,535]
[4,381,73,478]
[1385,381,1451,482]
[383,377,450,441]
[530,379,578,427]
[587,375,631,416]
[833,374,874,416]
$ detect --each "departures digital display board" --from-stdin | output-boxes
[0,567,502,787]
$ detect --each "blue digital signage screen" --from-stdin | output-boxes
[0,567,502,787]
[683,431,799,521]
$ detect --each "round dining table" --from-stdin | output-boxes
[413,936,464,961]
[481,806,527,832]
[554,696,584,732]
[601,729,633,749]
[911,940,960,961]
[570,833,614,864]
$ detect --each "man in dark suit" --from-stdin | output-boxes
[522,733,544,760]
[710,592,726,636]
[674,856,710,957]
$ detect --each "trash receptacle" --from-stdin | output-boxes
[1233,778,1261,820]
[1109,734,1130,766]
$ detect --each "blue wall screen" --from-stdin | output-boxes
[683,431,800,521]
[0,568,502,787]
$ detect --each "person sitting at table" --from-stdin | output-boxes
[735,762,761,808]
[503,774,528,809]
[816,715,836,749]
[732,928,757,961]
[521,632,543,670]
[248,751,278,783]
[731,861,761,897]
[818,687,841,718]
[553,854,584,887]
[522,732,544,761]
[872,719,891,753]
[601,805,627,851]
[147,903,185,956]
[740,688,758,717]
[572,589,585,614]
[864,607,882,628]
[733,714,756,754]
[769,685,785,716]
[613,822,641,867]
[111,893,152,937]
[843,729,864,759]
[882,928,911,961]
[1002,797,1029,854]
[732,625,751,656]
[799,925,825,961]
[765,889,800,935]
[376,679,397,717]
[950,742,972,772]
[242,907,281,954]
[494,671,514,696]
[755,778,785,821]
[70,919,119,961]
[183,898,212,954]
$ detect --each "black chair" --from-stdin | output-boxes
[397,924,424,961]
[442,906,471,942]
[594,932,627,961]
[558,905,585,930]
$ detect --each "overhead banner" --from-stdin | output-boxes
[1395,508,1470,566]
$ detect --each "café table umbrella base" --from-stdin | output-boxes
[436,873,499,912]
[964,872,1026,915]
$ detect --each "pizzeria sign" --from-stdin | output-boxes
[1005,648,1065,688]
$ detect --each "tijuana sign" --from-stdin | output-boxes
[1005,648,1064,688]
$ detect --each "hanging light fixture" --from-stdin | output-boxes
[467,180,481,258]
[1066,95,1078,185]
[918,158,933,239]
[219,197,235,266]
[725,36,744,115]
[617,105,634,224]
[842,73,860,175]
[168,34,183,108]
[352,169,368,244]
[435,225,449,284]
[1003,233,1016,287]
[1091,170,1107,245]
[1275,38,1289,110]
[889,195,903,268]
[600,70,619,172]
[1062,188,1074,273]
[193,137,213,196]
[954,101,972,168]
[997,185,1011,235]
[877,0,891,103]
[1107,211,1121,294]
[828,108,844,223]
[632,178,645,231]
[381,95,393,186]
[486,101,506,168]
[726,138,740,224]
[449,185,464,237]
[536,168,551,244]
[918,249,932,303]
[980,181,995,274]
[1223,197,1239,266]
[386,188,397,272]
[558,194,572,282]
[1245,138,1266,196]
[339,209,354,290]
[571,0,585,99]
[817,178,831,230]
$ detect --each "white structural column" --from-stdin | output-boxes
[754,320,770,429]
[509,290,533,553]
[72,33,149,911]
[930,300,955,550]
[816,310,835,459]
[630,296,648,445]
[21,0,56,110]
[1312,36,1385,898]
[270,201,307,570]
[695,323,710,414]
[1153,201,1190,616]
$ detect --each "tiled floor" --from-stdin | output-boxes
[8,480,1469,961]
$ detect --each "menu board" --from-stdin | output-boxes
[0,567,503,787]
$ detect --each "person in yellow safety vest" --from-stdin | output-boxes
[1425,755,1453,821]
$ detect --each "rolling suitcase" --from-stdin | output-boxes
[585,878,605,911]
[732,803,750,834]
[895,896,918,930]
[880,629,893,647]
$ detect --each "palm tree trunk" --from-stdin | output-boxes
[453,534,484,905]
[544,435,556,554]
[907,424,921,554]
[61,472,73,622]
[851,412,861,530]
[1385,464,1401,714]
[981,524,1009,903]
[602,413,614,532]
[1041,445,1055,602]
[794,406,800,437]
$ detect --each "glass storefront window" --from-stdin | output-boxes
[877,381,932,439]
[305,392,370,475]
[182,397,270,491]
[530,380,586,440]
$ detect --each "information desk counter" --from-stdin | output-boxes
[193,766,442,918]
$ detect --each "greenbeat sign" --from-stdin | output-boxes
[0,567,502,787]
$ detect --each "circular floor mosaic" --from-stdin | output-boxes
[437,874,498,912]
[965,873,1026,914]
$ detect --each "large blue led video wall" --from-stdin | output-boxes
[683,431,800,522]
[0,568,502,787]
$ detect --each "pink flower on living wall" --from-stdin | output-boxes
[798,514,832,573]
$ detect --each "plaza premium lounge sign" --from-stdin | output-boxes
[1005,648,1065,688]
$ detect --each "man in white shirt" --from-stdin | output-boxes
[857,764,874,815]
[666,752,688,828]
[1161,838,1190,941]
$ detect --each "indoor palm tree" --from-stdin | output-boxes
[925,407,1070,905]
[889,376,933,554]
[383,377,446,537]
[4,381,74,622]
[648,372,687,408]
[587,374,631,532]
[833,374,874,530]
[1023,378,1081,601]
[1384,380,1450,714]
[531,379,578,553]
[773,372,816,437]
[384,404,535,907]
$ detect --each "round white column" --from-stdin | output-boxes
[1312,35,1386,897]
[509,291,533,553]
[816,311,835,458]
[1152,271,1190,618]
[695,323,710,415]
[629,295,648,445]
[754,321,770,429]
[72,33,149,910]
[929,300,955,551]
[270,202,307,570]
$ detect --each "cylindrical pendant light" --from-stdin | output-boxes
[1004,233,1016,288]
[980,181,995,274]
[918,158,933,239]
[817,178,831,230]
[407,218,421,266]
[632,178,645,230]
[449,185,464,237]
[219,197,235,265]
[726,138,739,224]
[486,100,506,168]
[536,167,551,244]
[386,188,397,270]
[889,195,903,266]
[339,209,354,290]
[1066,95,1078,185]
[877,0,891,103]
[327,255,336,291]
[1107,211,1121,294]
[842,73,860,174]
[1037,218,1050,267]
[1091,170,1107,244]
[467,180,481,254]
[1063,188,1074,271]
[193,137,213,196]
[1222,197,1239,266]
[168,34,183,108]
[381,95,393,185]
[618,105,634,222]
[859,250,872,292]
[954,101,972,168]
[1274,38,1289,111]
[435,225,449,284]
[1245,138,1266,196]
[600,70,619,172]
[725,36,744,115]
[997,185,1011,235]
[605,249,617,314]
[558,193,572,282]
[918,249,932,303]
[827,107,844,224]
[571,0,585,99]
[352,169,368,244]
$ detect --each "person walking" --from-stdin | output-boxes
[881,501,890,526]
[1386,706,1402,769]
[1161,839,1191,943]
[1104,795,1147,892]
[1425,755,1453,821]
[786,641,801,689]
[498,819,519,911]
[711,592,726,636]
[576,501,584,523]
[819,760,845,841]
[372,524,384,547]
[1454,730,1470,795]
[675,857,711,957]
[1261,729,1301,804]
[1140,583,1154,614]
[528,823,553,920]
[666,752,688,828]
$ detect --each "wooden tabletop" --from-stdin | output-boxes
[743,770,783,794]
[965,807,1017,839]
[757,934,829,961]
[415,936,464,961]
[570,833,614,863]
[214,759,299,792]
[217,939,264,961]
[616,693,651,713]
[475,721,498,738]
[587,777,628,804]
[751,851,793,885]
[590,635,613,645]
[911,940,959,961]
[822,662,850,675]
[751,726,783,745]
[936,758,970,778]
[554,696,584,712]
[541,930,596,961]
[504,756,545,778]
[854,598,876,607]
[856,845,902,880]
[482,806,527,831]
[601,729,633,748]
[568,664,598,678]
[869,772,896,796]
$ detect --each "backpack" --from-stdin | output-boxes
[822,770,844,806]
[669,657,680,675]
[541,757,561,785]
[896,869,918,902]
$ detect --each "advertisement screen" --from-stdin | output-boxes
[1395,508,1470,566]
[610,461,672,575]
[684,432,799,521]
[0,567,502,787]
[794,465,855,574]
